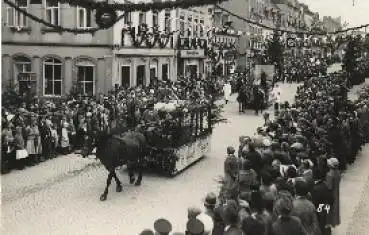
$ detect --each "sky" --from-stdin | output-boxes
[298,0,369,27]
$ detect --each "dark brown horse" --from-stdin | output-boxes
[82,129,148,201]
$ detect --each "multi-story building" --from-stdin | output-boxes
[2,0,114,98]
[214,0,251,72]
[322,16,342,33]
[175,7,211,78]
[112,0,178,88]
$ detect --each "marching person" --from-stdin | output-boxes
[325,158,341,228]
[223,80,232,104]
[224,146,239,192]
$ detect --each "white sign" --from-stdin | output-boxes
[180,50,205,58]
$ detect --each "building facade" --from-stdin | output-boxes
[2,0,114,98]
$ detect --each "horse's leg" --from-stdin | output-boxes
[134,158,143,186]
[100,171,114,201]
[127,163,135,184]
[113,171,122,192]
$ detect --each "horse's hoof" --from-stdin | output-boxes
[129,178,135,184]
[116,185,122,192]
[134,181,141,186]
[100,194,107,201]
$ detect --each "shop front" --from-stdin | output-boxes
[113,48,176,88]
[178,49,206,78]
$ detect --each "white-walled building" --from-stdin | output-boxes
[112,1,212,88]
[112,0,178,88]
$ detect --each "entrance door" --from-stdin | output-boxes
[136,65,146,87]
[150,67,156,80]
[162,64,168,80]
[121,66,130,88]
[186,65,197,77]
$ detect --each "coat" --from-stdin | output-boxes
[291,197,321,235]
[224,155,240,190]
[310,180,334,231]
[270,216,307,235]
[326,169,341,226]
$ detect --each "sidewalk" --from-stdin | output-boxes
[334,78,369,235]
[0,153,99,204]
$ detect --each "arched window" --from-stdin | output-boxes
[13,56,33,95]
[76,60,95,96]
[43,58,62,96]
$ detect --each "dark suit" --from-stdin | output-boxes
[311,180,334,235]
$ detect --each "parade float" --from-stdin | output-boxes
[143,99,224,176]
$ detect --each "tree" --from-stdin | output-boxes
[343,36,362,85]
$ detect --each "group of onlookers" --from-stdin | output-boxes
[138,70,369,235]
[1,76,223,174]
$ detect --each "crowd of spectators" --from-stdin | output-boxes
[1,76,224,174]
[138,71,369,235]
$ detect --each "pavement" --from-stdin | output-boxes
[1,73,368,235]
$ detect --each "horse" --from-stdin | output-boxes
[81,129,148,201]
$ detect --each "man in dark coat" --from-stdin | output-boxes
[254,87,265,115]
[311,170,334,235]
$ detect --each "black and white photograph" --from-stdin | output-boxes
[1,0,369,234]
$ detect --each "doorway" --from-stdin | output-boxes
[136,65,146,87]
[162,64,169,80]
[121,66,130,88]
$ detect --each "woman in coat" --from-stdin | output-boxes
[13,126,26,170]
[326,158,341,227]
[25,119,37,165]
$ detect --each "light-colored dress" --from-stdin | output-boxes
[223,83,232,101]
[60,127,70,148]
[32,125,42,155]
[25,126,36,155]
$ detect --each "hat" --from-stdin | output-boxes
[186,219,204,235]
[327,158,339,168]
[139,229,155,235]
[188,207,202,218]
[204,192,217,207]
[153,218,172,234]
[227,146,235,154]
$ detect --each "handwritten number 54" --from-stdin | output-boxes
[317,204,331,214]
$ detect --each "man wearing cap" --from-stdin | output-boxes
[224,146,239,190]
[186,219,205,235]
[197,193,216,235]
[153,218,172,235]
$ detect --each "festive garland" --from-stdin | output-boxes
[122,25,171,48]
[59,0,226,13]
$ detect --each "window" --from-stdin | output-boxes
[77,7,92,28]
[180,15,185,36]
[14,56,32,94]
[139,12,146,25]
[200,19,204,37]
[152,11,158,26]
[222,14,229,25]
[194,18,198,37]
[124,12,131,24]
[6,0,28,27]
[43,58,62,96]
[187,16,192,37]
[164,10,171,32]
[77,64,94,96]
[45,0,60,25]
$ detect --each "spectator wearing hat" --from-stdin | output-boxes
[271,196,306,235]
[139,229,155,235]
[222,200,243,235]
[244,143,262,177]
[186,219,205,235]
[224,146,239,191]
[1,122,15,173]
[197,193,216,235]
[259,169,277,201]
[325,158,341,227]
[291,179,321,235]
[153,218,172,235]
[311,169,333,235]
[239,159,258,195]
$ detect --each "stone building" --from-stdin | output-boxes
[2,0,114,98]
